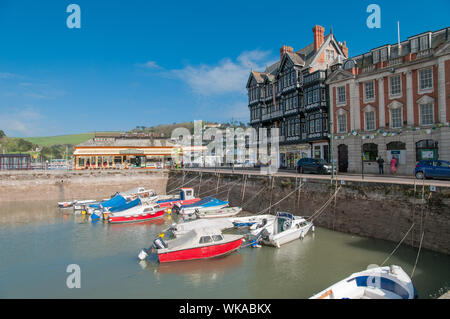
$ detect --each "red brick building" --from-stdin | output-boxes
[326,27,450,175]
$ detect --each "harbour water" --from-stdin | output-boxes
[0,200,449,299]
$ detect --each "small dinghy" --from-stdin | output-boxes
[58,201,74,208]
[230,214,276,233]
[196,207,242,219]
[256,212,313,248]
[138,228,244,263]
[310,265,418,299]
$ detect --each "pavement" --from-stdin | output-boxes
[177,167,450,187]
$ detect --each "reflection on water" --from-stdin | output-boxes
[0,200,449,299]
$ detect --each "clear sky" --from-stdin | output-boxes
[0,0,449,137]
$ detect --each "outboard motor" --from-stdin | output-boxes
[152,238,167,250]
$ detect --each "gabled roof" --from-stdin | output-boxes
[325,68,355,84]
[246,71,265,88]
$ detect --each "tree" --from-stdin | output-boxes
[0,130,5,138]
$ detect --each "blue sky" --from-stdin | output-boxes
[0,0,449,137]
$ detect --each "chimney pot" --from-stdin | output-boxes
[280,45,294,60]
[313,25,325,52]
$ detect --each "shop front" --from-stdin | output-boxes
[73,146,178,170]
[279,144,311,169]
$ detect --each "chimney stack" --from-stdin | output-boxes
[313,25,325,52]
[280,45,294,60]
[341,41,348,58]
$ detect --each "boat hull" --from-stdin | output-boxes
[261,223,313,247]
[108,209,164,224]
[157,237,243,263]
[158,198,201,209]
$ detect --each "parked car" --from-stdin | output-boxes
[296,158,335,174]
[414,160,450,180]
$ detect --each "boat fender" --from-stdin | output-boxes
[167,208,172,215]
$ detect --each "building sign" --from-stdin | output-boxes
[419,149,436,160]
[120,149,145,155]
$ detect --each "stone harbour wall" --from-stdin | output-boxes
[168,170,450,255]
[0,169,169,202]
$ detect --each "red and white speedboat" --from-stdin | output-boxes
[138,228,244,263]
[156,188,201,209]
[108,203,165,224]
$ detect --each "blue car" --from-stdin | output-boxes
[414,160,450,180]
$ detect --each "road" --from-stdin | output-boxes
[177,167,450,187]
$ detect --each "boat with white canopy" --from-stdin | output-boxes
[138,227,244,263]
[256,212,314,248]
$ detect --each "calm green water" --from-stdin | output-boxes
[0,200,449,299]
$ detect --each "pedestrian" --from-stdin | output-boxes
[390,157,398,175]
[377,157,384,175]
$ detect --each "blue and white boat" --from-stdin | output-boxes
[88,194,128,218]
[173,196,229,217]
[310,265,418,299]
[92,197,143,220]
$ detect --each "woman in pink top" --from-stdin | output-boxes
[390,157,398,174]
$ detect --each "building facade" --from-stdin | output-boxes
[247,25,348,168]
[327,27,450,175]
[0,154,31,170]
[73,132,180,170]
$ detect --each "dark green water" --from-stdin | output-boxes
[0,200,449,298]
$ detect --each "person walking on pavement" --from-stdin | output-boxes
[377,157,385,175]
[390,157,398,175]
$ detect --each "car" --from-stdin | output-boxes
[414,160,450,180]
[296,158,335,174]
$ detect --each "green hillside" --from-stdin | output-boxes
[22,133,95,147]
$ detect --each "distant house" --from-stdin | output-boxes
[0,154,31,170]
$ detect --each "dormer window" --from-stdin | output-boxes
[380,47,388,62]
[410,38,419,53]
[372,50,379,64]
[419,35,430,50]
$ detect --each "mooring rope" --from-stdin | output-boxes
[411,232,424,278]
[411,178,427,278]
[306,186,341,222]
[166,174,200,194]
[241,185,267,210]
[380,222,415,267]
[197,179,240,198]
[254,183,304,215]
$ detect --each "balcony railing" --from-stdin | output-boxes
[362,64,375,73]
[387,56,403,67]
[416,48,433,59]
[270,110,283,119]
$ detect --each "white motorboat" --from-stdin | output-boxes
[167,218,236,237]
[196,207,242,219]
[257,212,314,248]
[310,265,418,299]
